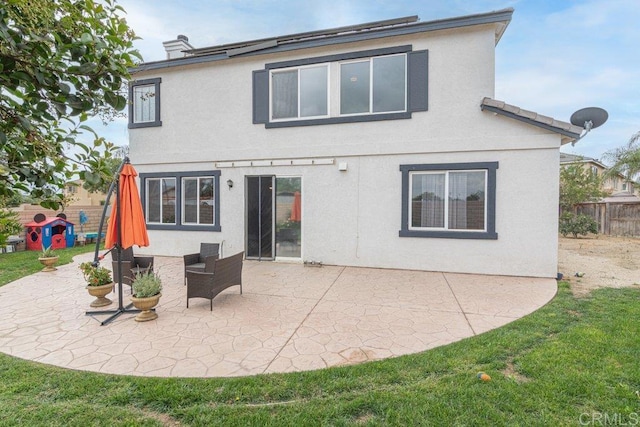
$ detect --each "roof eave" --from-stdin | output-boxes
[130,8,513,74]
[481,98,582,143]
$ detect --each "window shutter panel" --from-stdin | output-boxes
[407,50,428,112]
[252,70,269,124]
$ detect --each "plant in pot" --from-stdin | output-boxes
[38,245,59,272]
[80,262,114,307]
[130,269,162,322]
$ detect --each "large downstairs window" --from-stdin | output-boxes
[140,171,221,231]
[399,162,498,239]
[253,45,428,127]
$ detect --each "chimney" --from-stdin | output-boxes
[162,35,194,59]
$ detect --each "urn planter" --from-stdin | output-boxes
[38,256,59,272]
[130,293,161,322]
[86,283,114,307]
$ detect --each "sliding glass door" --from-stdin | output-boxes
[246,176,302,260]
[275,177,301,259]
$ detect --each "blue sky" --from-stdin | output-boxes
[97,0,639,162]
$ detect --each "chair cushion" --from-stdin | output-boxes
[185,263,206,272]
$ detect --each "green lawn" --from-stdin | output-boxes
[0,250,639,426]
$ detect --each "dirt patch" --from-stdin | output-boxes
[558,235,640,296]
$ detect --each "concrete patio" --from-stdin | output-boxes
[0,253,557,378]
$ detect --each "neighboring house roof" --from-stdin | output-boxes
[481,98,583,144]
[133,8,513,73]
[559,153,607,169]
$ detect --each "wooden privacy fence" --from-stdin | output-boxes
[577,201,640,237]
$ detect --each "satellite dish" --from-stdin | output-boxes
[570,107,608,130]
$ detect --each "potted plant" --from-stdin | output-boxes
[38,245,59,272]
[130,269,162,322]
[80,262,114,307]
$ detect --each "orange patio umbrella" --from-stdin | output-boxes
[105,162,149,250]
[289,191,301,222]
[88,159,150,326]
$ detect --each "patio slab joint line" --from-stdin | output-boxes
[442,272,477,335]
[261,265,347,374]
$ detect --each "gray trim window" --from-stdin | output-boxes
[271,64,329,120]
[182,176,216,225]
[340,54,406,115]
[129,78,162,128]
[140,170,221,232]
[253,46,427,128]
[145,177,176,225]
[399,162,498,239]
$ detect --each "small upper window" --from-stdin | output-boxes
[129,78,162,128]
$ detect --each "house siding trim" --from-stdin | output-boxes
[399,161,499,240]
[139,170,221,232]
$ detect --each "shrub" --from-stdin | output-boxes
[559,212,598,238]
[79,262,112,286]
[132,270,162,298]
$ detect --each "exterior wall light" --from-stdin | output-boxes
[227,179,233,189]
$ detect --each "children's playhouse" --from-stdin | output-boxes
[25,214,75,250]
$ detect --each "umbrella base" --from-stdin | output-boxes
[86,304,154,326]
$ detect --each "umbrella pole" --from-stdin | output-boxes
[86,157,143,325]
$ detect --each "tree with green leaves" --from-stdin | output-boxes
[603,131,640,192]
[559,162,608,213]
[559,161,607,238]
[0,0,140,209]
[0,208,22,246]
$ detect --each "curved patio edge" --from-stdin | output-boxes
[0,252,557,378]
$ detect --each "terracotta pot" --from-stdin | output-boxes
[129,293,161,322]
[38,256,59,272]
[86,283,114,307]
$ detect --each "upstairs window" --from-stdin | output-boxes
[340,54,406,115]
[253,46,428,128]
[271,65,328,120]
[129,78,162,128]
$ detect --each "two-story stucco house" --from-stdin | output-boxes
[127,8,585,278]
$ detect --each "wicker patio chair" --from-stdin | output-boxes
[111,246,154,288]
[183,243,220,285]
[186,251,244,311]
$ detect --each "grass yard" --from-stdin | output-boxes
[0,250,639,426]
[0,244,98,287]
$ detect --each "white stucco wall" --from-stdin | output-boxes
[129,23,563,278]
